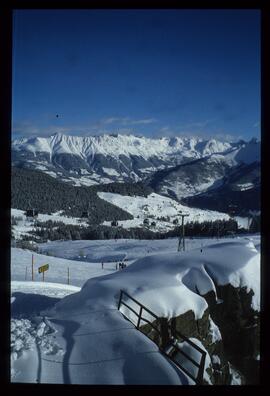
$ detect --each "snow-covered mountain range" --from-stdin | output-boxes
[12,133,259,186]
[12,133,260,215]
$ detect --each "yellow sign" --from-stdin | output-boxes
[38,264,49,274]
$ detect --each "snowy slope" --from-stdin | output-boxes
[11,236,260,384]
[11,248,119,287]
[13,237,252,286]
[33,234,261,265]
[98,191,249,231]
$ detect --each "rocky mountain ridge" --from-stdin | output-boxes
[12,133,256,186]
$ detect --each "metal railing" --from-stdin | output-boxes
[166,330,206,385]
[118,289,206,385]
[118,289,161,334]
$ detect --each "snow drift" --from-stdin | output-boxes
[47,239,260,320]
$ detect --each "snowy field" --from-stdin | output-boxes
[11,234,260,384]
[37,234,260,265]
[11,247,119,287]
[11,237,240,287]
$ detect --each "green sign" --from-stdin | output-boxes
[38,264,49,274]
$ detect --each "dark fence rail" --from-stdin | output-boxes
[118,289,206,385]
[165,332,206,384]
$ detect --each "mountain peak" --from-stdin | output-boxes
[51,131,64,137]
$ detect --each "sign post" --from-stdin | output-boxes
[38,264,49,282]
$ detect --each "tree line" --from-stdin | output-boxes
[14,218,259,246]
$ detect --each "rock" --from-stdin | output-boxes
[203,284,260,384]
[139,283,259,384]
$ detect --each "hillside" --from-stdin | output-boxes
[182,162,260,215]
[98,191,232,232]
[11,167,133,223]
[147,141,260,215]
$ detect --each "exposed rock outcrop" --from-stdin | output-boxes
[140,284,259,384]
[203,284,260,384]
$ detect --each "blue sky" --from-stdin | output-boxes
[12,9,260,141]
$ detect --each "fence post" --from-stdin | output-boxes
[197,351,206,385]
[137,306,143,329]
[67,267,70,285]
[118,290,123,310]
[159,318,170,350]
